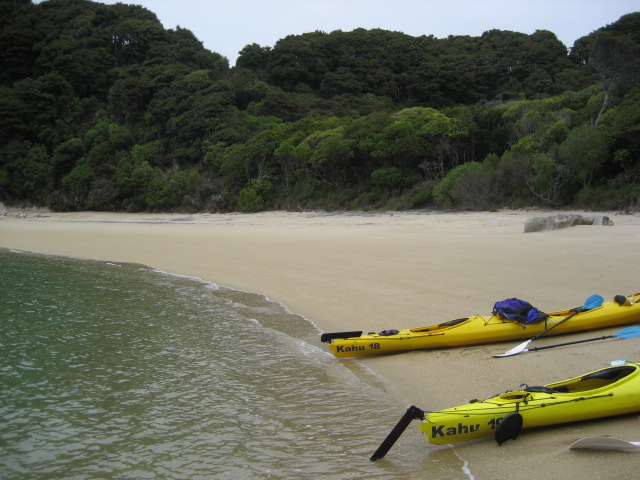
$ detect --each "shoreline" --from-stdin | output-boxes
[2,208,640,479]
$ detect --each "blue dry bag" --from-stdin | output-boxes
[492,298,547,324]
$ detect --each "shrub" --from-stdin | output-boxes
[574,184,640,211]
[433,162,481,207]
[449,164,495,210]
[238,186,264,212]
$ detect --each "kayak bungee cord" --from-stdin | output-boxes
[426,392,615,417]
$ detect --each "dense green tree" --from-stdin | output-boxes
[371,166,419,192]
[61,156,96,208]
[236,43,271,71]
[589,32,640,125]
[559,125,609,187]
[524,152,568,205]
[0,1,43,84]
[601,88,640,166]
[306,127,354,186]
[11,143,52,199]
[1,1,638,212]
[51,137,84,183]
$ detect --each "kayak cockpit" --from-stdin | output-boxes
[410,317,469,333]
[548,365,636,393]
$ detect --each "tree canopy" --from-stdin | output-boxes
[1,1,639,212]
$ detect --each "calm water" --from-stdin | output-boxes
[0,249,470,479]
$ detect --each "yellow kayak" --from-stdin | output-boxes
[371,362,640,460]
[321,292,640,358]
[421,361,640,445]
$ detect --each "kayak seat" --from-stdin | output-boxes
[581,366,634,382]
[567,366,636,392]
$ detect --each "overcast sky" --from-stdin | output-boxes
[45,0,640,65]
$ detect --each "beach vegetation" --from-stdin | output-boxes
[237,185,264,212]
[1,2,638,212]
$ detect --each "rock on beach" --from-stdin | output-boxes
[524,213,613,232]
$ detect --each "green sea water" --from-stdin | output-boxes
[0,249,471,479]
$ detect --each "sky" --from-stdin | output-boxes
[45,0,640,65]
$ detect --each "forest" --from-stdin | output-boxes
[1,0,639,212]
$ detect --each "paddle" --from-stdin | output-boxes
[370,405,425,461]
[494,294,604,358]
[503,326,640,355]
[570,436,640,451]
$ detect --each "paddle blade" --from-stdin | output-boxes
[370,405,425,461]
[493,339,531,358]
[583,294,604,310]
[613,326,640,339]
[570,436,640,451]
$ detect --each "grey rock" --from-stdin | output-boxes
[524,214,613,232]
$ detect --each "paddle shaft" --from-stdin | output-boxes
[370,405,424,461]
[497,326,640,357]
[530,309,581,342]
[528,334,612,352]
[529,294,604,342]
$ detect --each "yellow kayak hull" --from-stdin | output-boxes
[420,362,640,445]
[325,293,640,358]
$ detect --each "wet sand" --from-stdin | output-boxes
[2,208,639,479]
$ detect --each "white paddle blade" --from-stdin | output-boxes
[570,436,640,451]
[493,340,531,358]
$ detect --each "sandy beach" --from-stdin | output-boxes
[2,207,639,479]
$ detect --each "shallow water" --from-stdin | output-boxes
[0,249,471,479]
